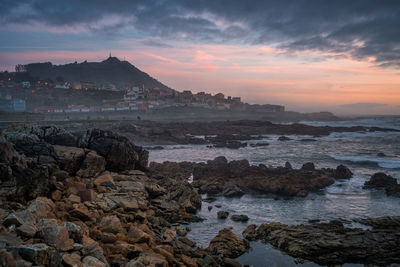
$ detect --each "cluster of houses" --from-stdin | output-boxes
[0,75,284,114]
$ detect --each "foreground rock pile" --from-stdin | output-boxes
[242,217,400,265]
[189,157,352,197]
[0,124,248,266]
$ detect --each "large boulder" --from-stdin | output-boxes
[207,228,249,258]
[363,173,397,189]
[77,129,148,171]
[333,165,353,179]
[76,151,106,178]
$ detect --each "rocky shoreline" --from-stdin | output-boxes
[0,125,249,266]
[6,119,399,146]
[1,124,399,266]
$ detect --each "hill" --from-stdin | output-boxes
[23,56,174,91]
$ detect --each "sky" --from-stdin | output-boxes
[1,0,400,115]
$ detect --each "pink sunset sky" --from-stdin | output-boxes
[1,1,400,115]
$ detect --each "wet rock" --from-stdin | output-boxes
[284,161,292,169]
[193,157,334,198]
[301,162,315,171]
[278,136,291,141]
[221,186,244,198]
[333,165,353,179]
[175,225,187,236]
[242,224,257,241]
[222,258,242,267]
[207,229,249,258]
[363,172,397,189]
[245,219,400,265]
[217,211,229,219]
[249,142,269,147]
[231,215,249,222]
[377,152,386,157]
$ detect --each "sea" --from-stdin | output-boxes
[149,117,400,267]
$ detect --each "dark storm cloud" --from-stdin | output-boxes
[2,0,400,67]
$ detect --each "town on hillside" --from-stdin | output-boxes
[0,57,285,115]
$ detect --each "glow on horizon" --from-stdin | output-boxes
[1,43,400,115]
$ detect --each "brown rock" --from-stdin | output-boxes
[78,189,97,202]
[51,190,63,201]
[82,256,106,267]
[53,145,86,175]
[127,225,151,244]
[207,228,249,258]
[217,211,229,219]
[68,194,81,203]
[76,151,106,178]
[98,216,124,234]
[0,249,16,267]
[69,204,92,221]
[62,253,82,267]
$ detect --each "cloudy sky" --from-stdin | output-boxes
[1,0,400,114]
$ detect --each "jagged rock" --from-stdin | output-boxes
[69,204,92,221]
[76,151,106,178]
[175,225,187,236]
[14,243,52,266]
[333,165,353,179]
[77,129,148,171]
[207,229,249,258]
[53,145,86,175]
[62,253,82,267]
[193,157,334,197]
[98,216,124,234]
[217,211,229,219]
[0,249,16,267]
[301,162,315,171]
[363,172,397,189]
[231,215,249,222]
[126,252,167,267]
[242,224,257,241]
[221,186,244,198]
[82,256,106,267]
[127,225,151,244]
[37,220,74,251]
[244,219,400,265]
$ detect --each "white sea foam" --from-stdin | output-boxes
[330,154,400,169]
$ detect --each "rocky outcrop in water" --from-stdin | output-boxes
[0,125,235,267]
[242,217,400,265]
[363,172,400,197]
[187,157,349,197]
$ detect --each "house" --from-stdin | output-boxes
[74,81,96,90]
[54,82,70,89]
[12,99,26,112]
[22,81,31,88]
